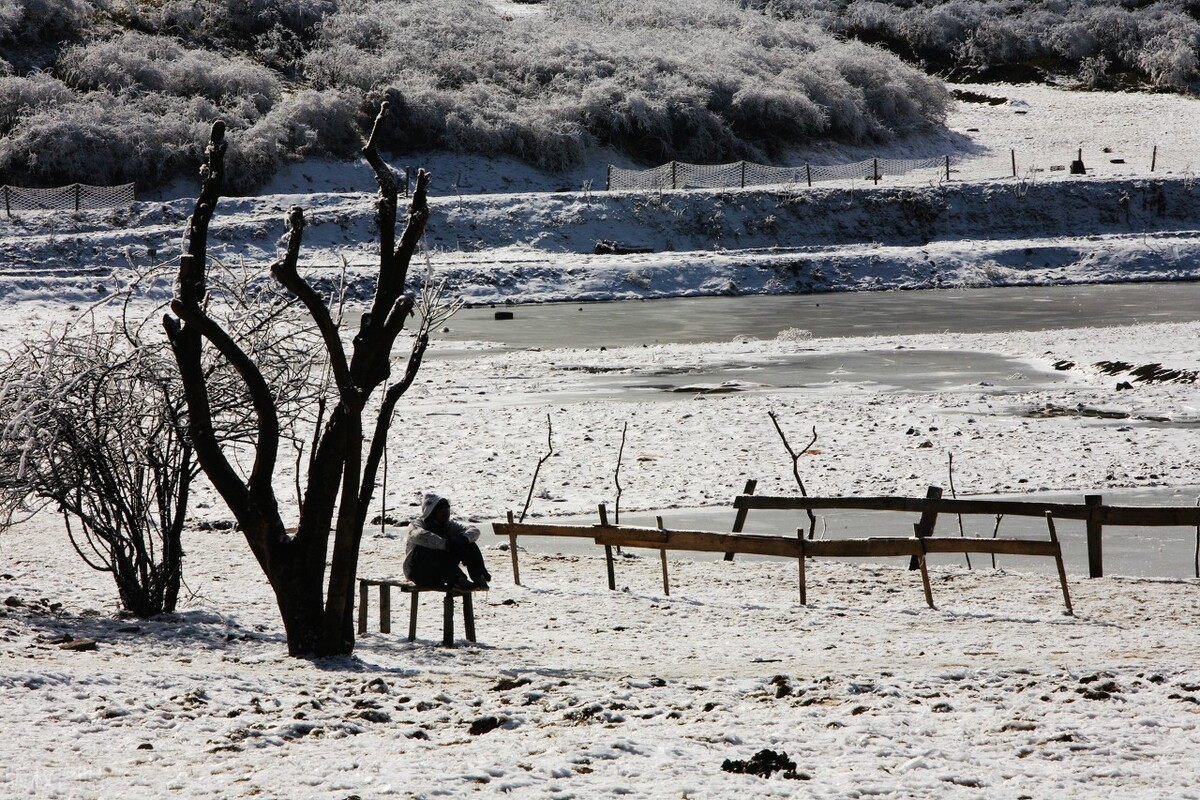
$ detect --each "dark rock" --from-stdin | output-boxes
[594,240,654,255]
[722,748,807,780]
[468,715,504,735]
[60,639,98,651]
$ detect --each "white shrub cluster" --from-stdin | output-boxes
[764,0,1200,90]
[305,0,949,169]
[3,0,1191,191]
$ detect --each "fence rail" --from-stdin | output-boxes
[2,183,136,216]
[736,487,1200,578]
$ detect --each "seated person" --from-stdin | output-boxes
[403,492,491,591]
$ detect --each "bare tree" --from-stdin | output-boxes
[164,107,452,656]
[0,321,192,617]
[0,269,319,617]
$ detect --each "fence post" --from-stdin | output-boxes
[74,183,81,212]
[606,164,612,191]
[806,164,812,188]
[740,160,746,189]
[1151,145,1157,173]
[945,155,950,182]
[908,485,942,571]
[873,158,880,185]
[671,161,677,190]
[3,186,9,218]
[1011,149,1017,178]
[1085,494,1104,578]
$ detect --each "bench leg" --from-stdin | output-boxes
[408,590,419,642]
[463,593,476,642]
[357,581,368,635]
[443,592,455,647]
[379,583,391,634]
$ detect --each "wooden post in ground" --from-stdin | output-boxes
[3,186,9,218]
[671,161,678,190]
[599,503,616,590]
[74,184,81,212]
[506,510,520,586]
[909,485,943,570]
[945,155,950,181]
[1085,494,1104,578]
[873,158,880,185]
[740,161,747,188]
[656,516,669,596]
[606,164,612,190]
[915,540,934,608]
[724,478,757,561]
[806,164,812,187]
[1151,145,1158,173]
[1045,512,1074,615]
[1011,149,1017,178]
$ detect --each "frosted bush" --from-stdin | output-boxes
[305,0,949,167]
[0,73,75,135]
[0,0,92,47]
[1137,33,1199,89]
[0,91,201,187]
[60,32,280,109]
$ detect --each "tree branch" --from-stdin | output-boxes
[768,411,819,539]
[168,298,279,499]
[520,414,554,523]
[270,206,354,401]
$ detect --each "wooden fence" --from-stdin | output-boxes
[492,498,1075,611]
[733,484,1200,578]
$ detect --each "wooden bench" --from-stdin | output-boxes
[357,579,479,647]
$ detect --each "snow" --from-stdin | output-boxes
[2,83,1200,798]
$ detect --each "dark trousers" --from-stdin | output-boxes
[409,535,490,588]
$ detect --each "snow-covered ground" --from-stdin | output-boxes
[3,83,1200,798]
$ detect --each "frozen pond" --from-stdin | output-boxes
[480,486,1200,581]
[440,282,1200,349]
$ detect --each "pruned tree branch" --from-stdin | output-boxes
[614,421,628,525]
[520,414,554,523]
[270,206,354,400]
[768,411,819,539]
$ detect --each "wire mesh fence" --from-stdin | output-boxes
[607,147,1196,192]
[2,183,137,216]
[607,157,953,191]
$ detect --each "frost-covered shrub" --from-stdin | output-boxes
[766,0,1200,89]
[0,91,203,187]
[220,87,365,192]
[0,0,92,47]
[307,0,950,167]
[60,32,280,110]
[123,0,336,50]
[0,73,75,136]
[1137,32,1200,89]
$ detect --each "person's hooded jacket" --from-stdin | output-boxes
[402,493,481,581]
